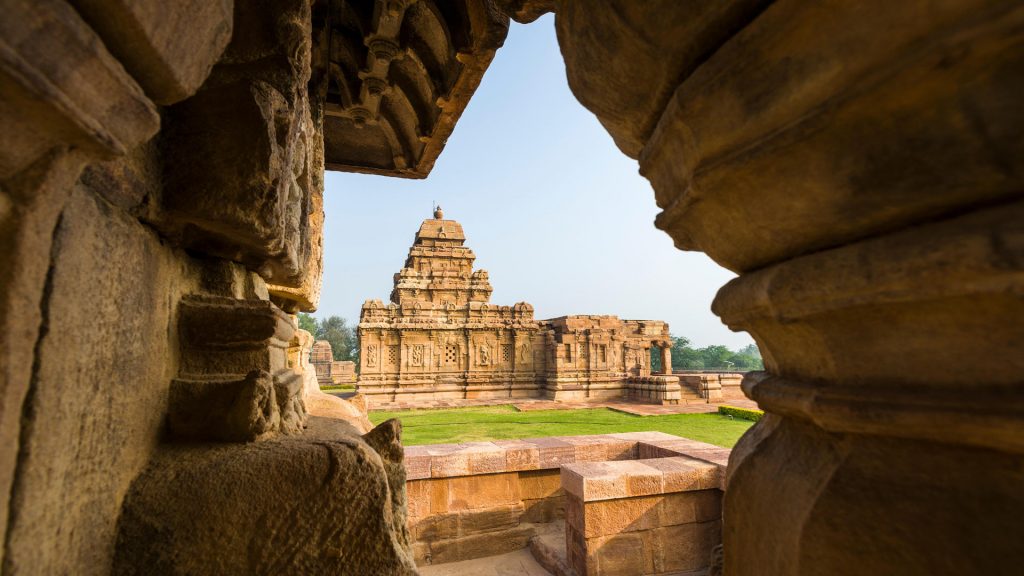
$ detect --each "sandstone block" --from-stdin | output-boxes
[412,511,459,542]
[429,445,472,478]
[518,469,562,500]
[532,437,577,468]
[562,435,611,462]
[522,497,564,524]
[658,491,699,527]
[404,450,432,481]
[167,371,279,442]
[495,439,541,471]
[447,473,520,511]
[643,457,718,493]
[561,462,628,502]
[0,0,158,179]
[556,0,771,159]
[458,503,524,535]
[590,532,653,576]
[464,443,507,474]
[581,496,661,538]
[624,461,665,497]
[425,524,535,565]
[68,0,233,104]
[653,521,721,574]
[405,480,431,522]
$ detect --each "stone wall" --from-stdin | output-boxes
[0,0,459,572]
[677,372,745,403]
[405,432,730,570]
[562,456,723,576]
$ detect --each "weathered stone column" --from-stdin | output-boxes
[659,342,673,375]
[555,0,1024,573]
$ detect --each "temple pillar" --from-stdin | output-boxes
[659,342,672,375]
[556,1,1024,573]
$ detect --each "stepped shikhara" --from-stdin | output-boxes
[356,208,681,405]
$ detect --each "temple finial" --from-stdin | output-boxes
[434,205,444,219]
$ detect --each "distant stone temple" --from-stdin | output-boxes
[356,208,679,405]
[309,340,356,387]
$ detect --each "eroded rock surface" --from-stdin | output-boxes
[114,417,416,575]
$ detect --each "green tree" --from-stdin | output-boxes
[698,345,733,369]
[297,312,318,335]
[315,316,358,362]
[670,336,704,369]
[737,344,761,359]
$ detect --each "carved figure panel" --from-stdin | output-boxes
[517,341,531,362]
[366,344,378,367]
[411,344,424,367]
[479,343,491,366]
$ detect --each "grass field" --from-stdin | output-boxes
[368,405,753,447]
[319,384,356,392]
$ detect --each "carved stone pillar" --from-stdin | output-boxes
[660,342,673,375]
[557,0,1024,573]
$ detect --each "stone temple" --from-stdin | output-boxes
[358,207,681,405]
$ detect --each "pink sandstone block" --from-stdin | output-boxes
[528,437,577,468]
[637,438,721,459]
[462,443,507,474]
[641,457,716,493]
[614,460,664,498]
[429,446,471,478]
[493,439,541,471]
[560,436,611,462]
[404,452,432,480]
[561,461,630,502]
[603,439,639,461]
[581,495,662,538]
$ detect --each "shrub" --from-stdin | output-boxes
[718,405,763,422]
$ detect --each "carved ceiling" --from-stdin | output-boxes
[312,0,511,178]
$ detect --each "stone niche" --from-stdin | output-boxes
[356,209,679,406]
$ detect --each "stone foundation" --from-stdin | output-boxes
[677,372,746,403]
[405,432,730,573]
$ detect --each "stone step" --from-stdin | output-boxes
[528,522,573,576]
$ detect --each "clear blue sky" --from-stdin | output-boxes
[319,15,754,350]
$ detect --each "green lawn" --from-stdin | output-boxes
[319,384,356,392]
[369,405,753,448]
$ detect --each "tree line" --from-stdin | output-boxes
[651,336,763,372]
[300,314,762,373]
[298,313,359,365]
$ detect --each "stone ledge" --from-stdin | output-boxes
[560,457,719,502]
[405,432,728,483]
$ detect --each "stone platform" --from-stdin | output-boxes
[350,395,760,416]
[418,548,552,576]
[406,432,731,575]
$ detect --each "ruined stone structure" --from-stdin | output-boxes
[1,0,1020,574]
[309,340,356,386]
[404,432,729,573]
[357,209,677,405]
